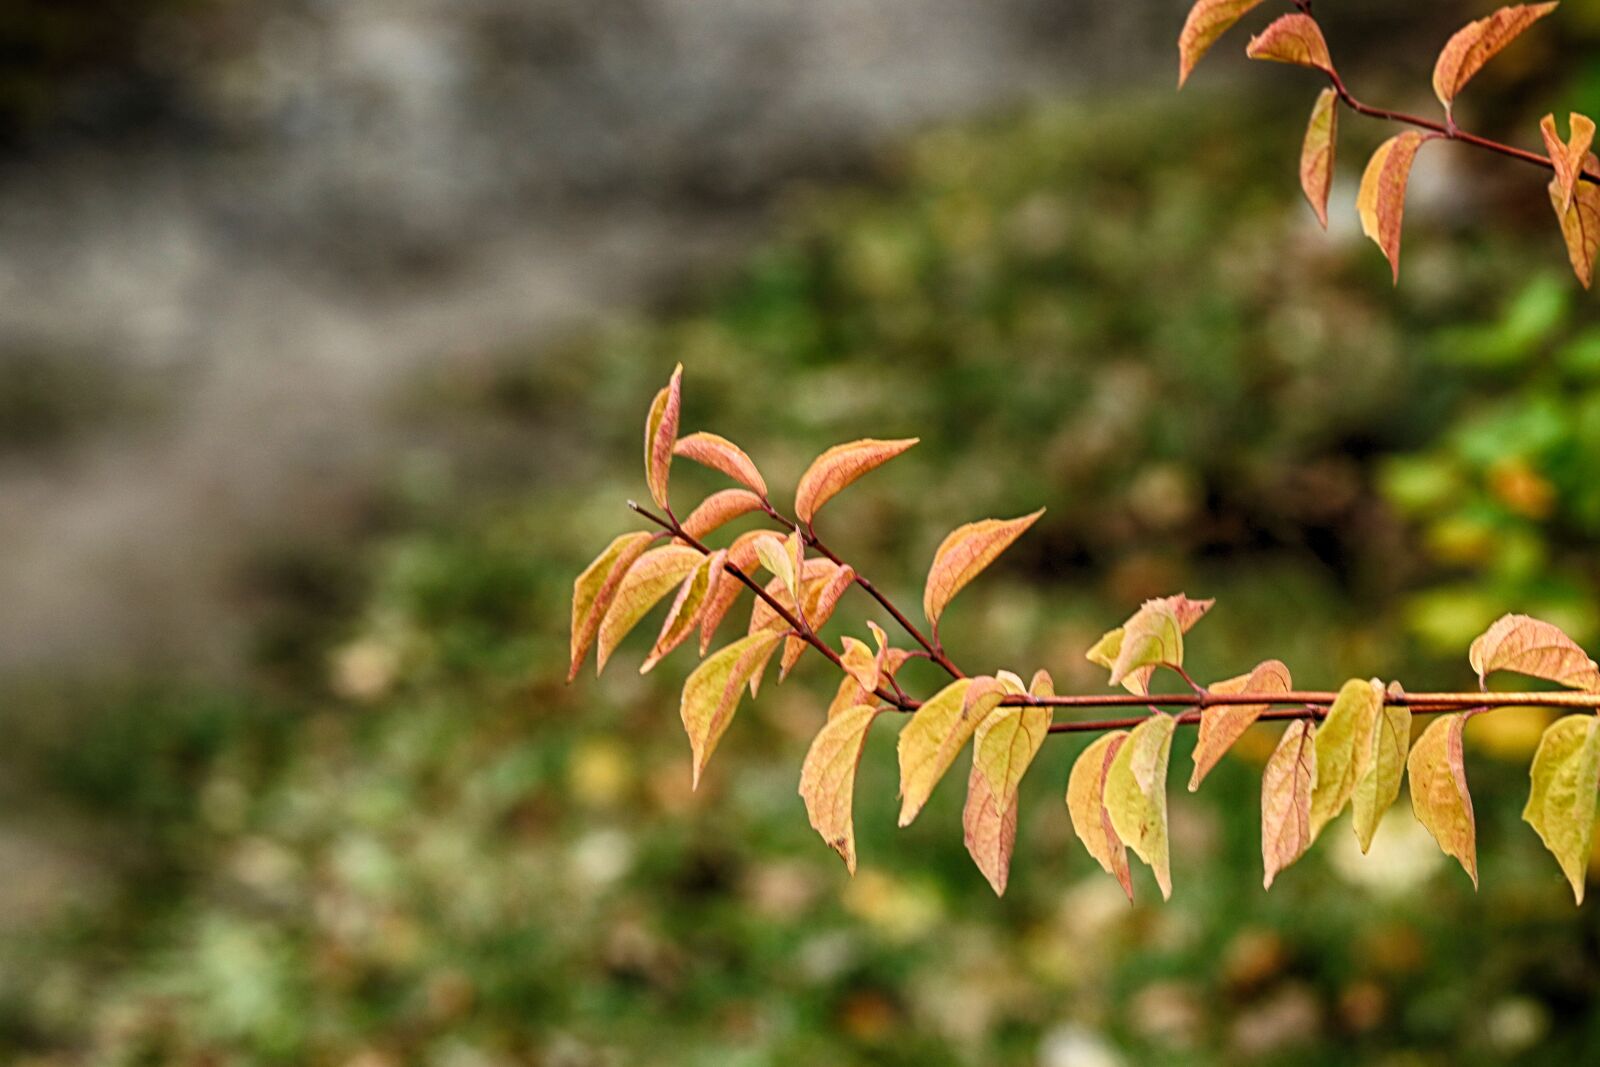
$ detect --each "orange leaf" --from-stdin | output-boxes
[1189,659,1293,790]
[794,438,918,524]
[1261,718,1317,889]
[1432,2,1558,111]
[1065,731,1134,901]
[1357,131,1428,284]
[963,752,1020,896]
[698,531,769,654]
[1300,88,1338,229]
[1539,112,1596,217]
[1408,713,1478,887]
[799,703,882,874]
[779,563,856,680]
[641,549,726,673]
[922,509,1045,628]
[1177,0,1267,87]
[674,431,768,497]
[1549,155,1600,289]
[1245,14,1335,76]
[569,531,655,682]
[680,489,765,540]
[644,364,683,510]
[1469,612,1600,690]
[596,544,701,673]
[681,630,787,788]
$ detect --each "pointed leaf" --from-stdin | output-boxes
[1029,669,1055,699]
[596,545,701,673]
[922,509,1045,627]
[827,647,912,720]
[1190,659,1293,790]
[1309,678,1384,838]
[1300,88,1338,229]
[779,563,856,679]
[1110,601,1183,689]
[1523,713,1600,903]
[698,531,768,653]
[1066,731,1134,900]
[1469,613,1600,690]
[973,703,1052,806]
[680,489,766,540]
[799,703,883,874]
[1245,14,1335,76]
[754,528,804,603]
[1357,132,1428,284]
[681,630,786,788]
[1353,682,1412,852]
[1432,3,1558,111]
[1261,719,1318,889]
[1087,594,1214,695]
[644,363,683,509]
[1540,112,1596,216]
[641,549,725,673]
[1549,157,1600,289]
[840,636,882,695]
[569,531,654,682]
[963,752,1020,896]
[1177,0,1266,87]
[1408,713,1478,887]
[1104,713,1178,900]
[794,438,918,524]
[674,431,768,497]
[897,677,1006,826]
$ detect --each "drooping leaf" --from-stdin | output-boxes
[1408,713,1478,887]
[799,703,882,874]
[1104,713,1178,900]
[754,528,804,603]
[1523,713,1600,903]
[641,549,725,673]
[698,531,768,653]
[1300,88,1338,229]
[973,702,1052,806]
[779,564,856,680]
[1087,595,1214,695]
[644,363,683,510]
[827,647,913,720]
[1432,3,1559,111]
[1353,682,1412,852]
[794,438,918,524]
[1189,659,1293,790]
[1469,613,1600,690]
[748,557,835,637]
[897,676,1006,827]
[922,510,1045,628]
[679,489,766,540]
[681,630,787,788]
[1540,112,1596,216]
[1309,678,1384,839]
[1261,718,1318,889]
[963,751,1020,896]
[1549,157,1600,289]
[1357,132,1428,284]
[1066,731,1134,901]
[569,531,655,682]
[673,430,768,497]
[1177,0,1266,87]
[1244,14,1335,76]
[840,636,883,695]
[596,545,702,673]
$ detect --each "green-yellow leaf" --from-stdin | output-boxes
[1087,594,1214,695]
[1110,601,1182,690]
[1261,718,1317,889]
[1523,713,1600,903]
[1066,731,1134,900]
[644,363,683,510]
[1309,678,1384,839]
[1353,682,1412,852]
[1189,659,1292,790]
[922,509,1044,628]
[754,528,804,603]
[681,630,787,788]
[794,437,918,524]
[799,703,882,874]
[1469,612,1600,690]
[966,697,1050,894]
[1104,713,1178,900]
[1408,713,1478,887]
[897,677,1006,827]
[569,531,655,682]
[596,545,702,673]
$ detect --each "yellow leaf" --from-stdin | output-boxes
[1087,594,1214,695]
[596,545,701,673]
[827,647,913,720]
[1111,601,1183,689]
[1549,158,1600,290]
[897,677,1006,826]
[1300,88,1338,229]
[1245,13,1335,75]
[1469,612,1600,690]
[680,488,766,540]
[779,563,856,680]
[681,630,787,788]
[754,528,804,603]
[1177,0,1266,87]
[799,703,883,874]
[840,636,882,695]
[641,549,726,673]
[673,430,768,497]
[1261,718,1317,889]
[1066,731,1134,900]
[644,363,683,510]
[794,438,918,524]
[922,510,1045,628]
[569,531,655,682]
[1408,713,1478,887]
[973,703,1052,808]
[1029,669,1055,699]
[963,752,1020,896]
[1357,132,1428,285]
[1309,678,1384,838]
[1539,112,1596,217]
[1523,714,1600,903]
[1104,713,1178,900]
[1432,3,1559,111]
[1353,683,1412,852]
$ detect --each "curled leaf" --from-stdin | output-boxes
[1432,3,1558,112]
[897,677,1006,827]
[1408,713,1478,887]
[569,531,655,682]
[1177,0,1266,87]
[828,647,913,720]
[1357,132,1428,284]
[1469,613,1600,690]
[840,636,883,695]
[799,703,883,874]
[1189,659,1293,791]
[1104,713,1178,900]
[1066,731,1134,901]
[641,549,725,673]
[1300,88,1338,229]
[794,438,918,524]
[1549,157,1600,289]
[922,509,1044,628]
[596,545,702,673]
[1110,602,1182,689]
[1523,713,1600,903]
[1540,112,1596,217]
[1087,595,1214,695]
[680,489,766,540]
[1261,719,1317,889]
[674,431,768,497]
[1309,678,1384,839]
[644,364,683,509]
[681,630,787,788]
[1244,14,1335,76]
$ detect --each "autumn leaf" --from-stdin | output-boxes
[1540,112,1596,216]
[1110,601,1182,690]
[1432,3,1558,113]
[1469,613,1600,690]
[1357,132,1428,284]
[1353,683,1412,852]
[779,564,856,680]
[1309,678,1384,839]
[1408,713,1478,887]
[1549,158,1600,289]
[1029,669,1055,699]
[569,531,655,682]
[1189,659,1292,791]
[922,509,1045,628]
[680,489,766,540]
[747,556,834,636]
[1087,594,1214,695]
[799,703,883,874]
[644,363,683,510]
[1300,88,1338,229]
[840,636,883,695]
[1245,14,1335,76]
[641,549,725,673]
[1523,713,1600,903]
[699,530,769,653]
[963,756,1020,897]
[1261,719,1317,889]
[961,666,1044,896]
[897,676,1006,827]
[681,630,787,788]
[595,545,702,673]
[674,431,768,497]
[828,647,913,720]
[794,438,918,524]
[1104,713,1178,900]
[755,528,804,603]
[1066,731,1134,900]
[973,702,1052,807]
[1177,0,1266,87]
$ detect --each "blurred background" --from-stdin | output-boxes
[5,0,1600,1063]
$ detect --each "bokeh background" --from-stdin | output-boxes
[5,1,1600,1063]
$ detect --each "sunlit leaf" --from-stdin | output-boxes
[1432,3,1558,111]
[1087,595,1214,695]
[674,430,768,497]
[1244,14,1335,76]
[897,676,1006,827]
[1469,613,1600,690]
[644,363,683,509]
[1177,0,1266,87]
[794,438,918,524]
[1357,132,1428,285]
[1300,88,1338,229]
[799,703,883,874]
[679,489,766,540]
[1029,669,1055,699]
[1549,157,1600,290]
[1408,713,1478,887]
[596,545,701,673]
[1066,731,1134,901]
[1539,112,1596,216]
[1104,713,1178,900]
[1111,602,1182,689]
[1353,682,1412,852]
[681,630,787,788]
[1261,718,1317,889]
[641,549,725,673]
[1310,678,1384,838]
[1523,713,1600,903]
[922,510,1045,628]
[569,531,654,682]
